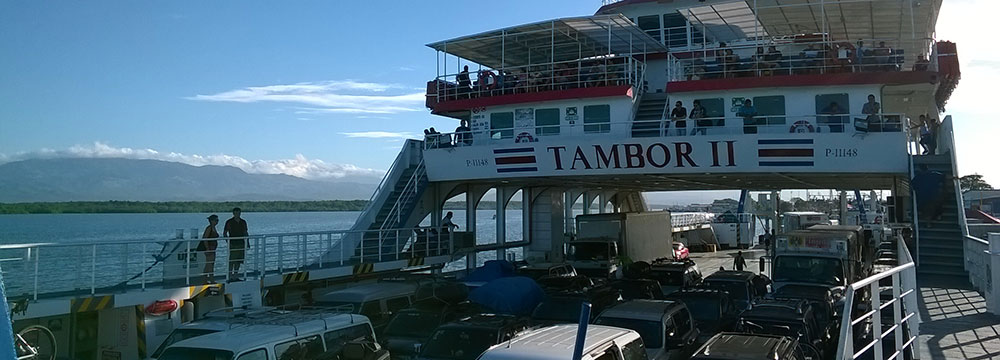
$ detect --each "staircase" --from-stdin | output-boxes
[913,154,968,280]
[354,160,428,262]
[632,93,669,137]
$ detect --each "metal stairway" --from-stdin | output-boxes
[913,153,968,280]
[354,160,428,262]
[631,93,669,137]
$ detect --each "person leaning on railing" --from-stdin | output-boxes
[738,99,758,134]
[689,100,708,135]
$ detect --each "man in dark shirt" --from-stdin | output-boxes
[670,101,688,136]
[224,207,249,280]
[733,251,747,271]
[911,164,950,223]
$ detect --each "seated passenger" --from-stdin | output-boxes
[724,49,739,78]
[820,101,847,132]
[874,41,893,69]
[913,55,930,71]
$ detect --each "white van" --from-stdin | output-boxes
[159,311,387,360]
[477,324,647,360]
[151,307,275,359]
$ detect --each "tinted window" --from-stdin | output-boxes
[695,98,725,127]
[274,335,323,360]
[236,349,267,360]
[584,105,611,133]
[491,112,514,139]
[159,347,234,360]
[674,308,693,335]
[384,311,443,338]
[753,95,786,125]
[535,108,560,135]
[360,301,382,322]
[324,324,376,354]
[662,14,688,48]
[815,93,850,131]
[531,298,584,323]
[637,15,661,41]
[675,296,720,322]
[593,345,621,360]
[386,296,410,313]
[621,338,649,360]
[152,328,220,357]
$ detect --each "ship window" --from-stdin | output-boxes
[663,14,688,48]
[584,105,611,133]
[490,112,514,139]
[753,95,786,125]
[637,15,661,41]
[694,98,725,127]
[815,94,850,132]
[535,108,560,135]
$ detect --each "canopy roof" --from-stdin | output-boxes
[427,15,668,69]
[752,0,941,43]
[680,1,769,43]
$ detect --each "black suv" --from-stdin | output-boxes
[416,314,531,360]
[530,284,622,326]
[665,288,740,344]
[702,270,771,311]
[647,259,703,296]
[691,333,807,360]
[381,302,483,360]
[736,298,831,359]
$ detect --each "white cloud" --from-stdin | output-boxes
[0,142,383,182]
[189,80,425,114]
[340,131,416,139]
[398,66,416,71]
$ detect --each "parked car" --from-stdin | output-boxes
[315,281,418,334]
[478,324,648,360]
[647,259,702,296]
[665,288,740,344]
[594,300,699,360]
[701,270,770,311]
[736,298,830,359]
[416,314,531,360]
[530,288,621,326]
[515,262,577,280]
[611,278,665,300]
[381,302,483,360]
[159,311,387,360]
[690,333,807,360]
[673,242,690,260]
[535,275,606,293]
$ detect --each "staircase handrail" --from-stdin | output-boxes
[379,158,426,232]
[941,115,970,238]
[355,142,410,226]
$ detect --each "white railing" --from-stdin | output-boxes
[424,113,908,149]
[379,159,425,232]
[833,236,920,360]
[965,235,991,295]
[431,57,645,104]
[0,227,451,301]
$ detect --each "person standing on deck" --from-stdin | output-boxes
[199,214,220,283]
[733,251,747,272]
[441,211,459,233]
[224,207,249,280]
[670,101,688,136]
[738,99,758,134]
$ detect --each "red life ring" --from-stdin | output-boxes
[789,120,815,133]
[146,300,179,316]
[478,71,498,90]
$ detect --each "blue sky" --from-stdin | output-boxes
[1,0,998,187]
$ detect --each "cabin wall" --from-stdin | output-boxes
[527,189,566,262]
[470,97,635,143]
[667,84,883,120]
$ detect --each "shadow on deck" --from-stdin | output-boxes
[917,275,1000,359]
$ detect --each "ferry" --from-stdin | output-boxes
[4,0,985,359]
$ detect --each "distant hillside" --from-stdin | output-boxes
[0,158,377,202]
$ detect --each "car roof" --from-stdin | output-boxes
[692,332,795,359]
[704,271,756,282]
[480,324,637,360]
[740,300,808,321]
[168,313,371,352]
[670,288,728,298]
[317,282,417,303]
[438,314,524,331]
[598,300,679,322]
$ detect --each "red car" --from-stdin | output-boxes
[673,242,690,260]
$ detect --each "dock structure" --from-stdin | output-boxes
[5,0,997,359]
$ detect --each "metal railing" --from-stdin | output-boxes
[424,113,908,149]
[666,38,934,82]
[671,212,715,228]
[431,57,646,103]
[833,235,920,360]
[0,227,451,301]
[379,159,426,232]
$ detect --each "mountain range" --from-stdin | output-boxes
[0,158,378,202]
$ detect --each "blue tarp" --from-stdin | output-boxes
[468,276,544,316]
[463,260,516,282]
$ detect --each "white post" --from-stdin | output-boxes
[989,233,1000,314]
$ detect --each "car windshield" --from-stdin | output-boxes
[595,317,663,348]
[384,311,443,338]
[159,347,234,360]
[567,243,609,261]
[421,328,497,360]
[532,298,583,322]
[676,296,720,322]
[152,329,220,357]
[650,270,684,286]
[774,257,844,286]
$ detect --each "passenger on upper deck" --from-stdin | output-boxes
[738,99,758,134]
[455,120,472,146]
[671,101,688,136]
[690,100,708,135]
[457,65,471,94]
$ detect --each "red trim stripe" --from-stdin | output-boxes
[496,156,536,165]
[759,149,814,157]
[429,85,633,113]
[667,71,937,93]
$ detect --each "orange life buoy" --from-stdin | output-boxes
[478,71,498,90]
[146,299,179,316]
[790,120,816,133]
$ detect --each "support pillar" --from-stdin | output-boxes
[465,189,477,271]
[496,188,507,262]
[989,233,1000,314]
[521,188,531,261]
[771,191,780,234]
[583,192,593,215]
[840,191,848,224]
[599,193,607,214]
[565,192,575,235]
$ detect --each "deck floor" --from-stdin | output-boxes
[917,276,1000,360]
